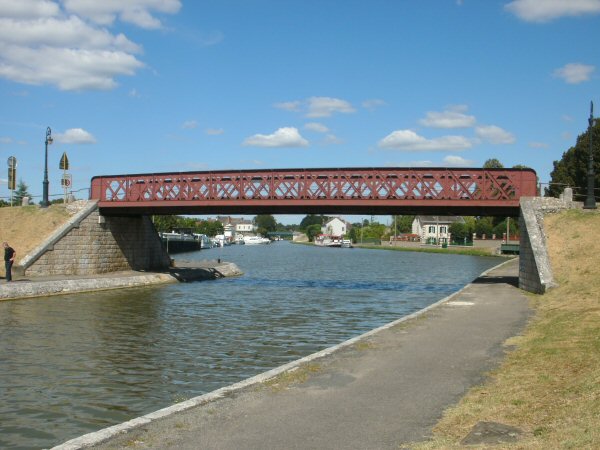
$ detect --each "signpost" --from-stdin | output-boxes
[7,156,16,206]
[59,152,70,203]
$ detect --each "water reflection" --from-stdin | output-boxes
[0,243,499,449]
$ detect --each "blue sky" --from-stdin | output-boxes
[0,0,599,223]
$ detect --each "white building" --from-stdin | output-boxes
[235,220,254,234]
[321,217,350,237]
[412,216,464,244]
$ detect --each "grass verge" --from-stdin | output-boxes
[412,209,600,449]
[292,240,501,257]
[0,204,71,259]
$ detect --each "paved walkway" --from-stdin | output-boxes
[58,258,530,450]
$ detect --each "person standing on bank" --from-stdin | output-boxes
[4,242,16,282]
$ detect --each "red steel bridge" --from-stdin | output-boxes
[90,167,538,216]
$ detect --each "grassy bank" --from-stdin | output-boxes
[0,204,71,260]
[414,209,600,449]
[352,244,499,258]
[292,240,500,257]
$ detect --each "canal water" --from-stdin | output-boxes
[0,243,499,449]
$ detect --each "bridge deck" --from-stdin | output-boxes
[90,167,538,216]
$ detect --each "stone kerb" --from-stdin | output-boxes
[518,196,581,294]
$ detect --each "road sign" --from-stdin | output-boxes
[61,174,72,188]
[59,152,69,170]
[7,156,16,168]
[8,166,15,190]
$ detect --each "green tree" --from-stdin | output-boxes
[546,120,600,198]
[306,223,322,242]
[483,158,504,169]
[196,220,223,237]
[299,214,325,230]
[492,217,520,239]
[449,222,470,242]
[254,214,277,232]
[474,216,493,238]
[14,179,31,205]
[153,215,181,233]
[391,215,415,234]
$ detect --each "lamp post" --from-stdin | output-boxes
[584,102,597,209]
[42,126,53,208]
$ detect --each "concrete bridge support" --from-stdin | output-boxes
[518,191,580,294]
[17,201,171,277]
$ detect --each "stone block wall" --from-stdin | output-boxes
[22,204,171,276]
[518,196,581,294]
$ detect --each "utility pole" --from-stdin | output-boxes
[584,101,597,209]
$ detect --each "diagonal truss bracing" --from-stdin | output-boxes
[90,167,538,216]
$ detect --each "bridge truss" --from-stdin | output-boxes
[90,167,538,216]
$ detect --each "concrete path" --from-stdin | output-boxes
[60,258,530,450]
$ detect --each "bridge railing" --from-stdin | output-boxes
[90,167,538,215]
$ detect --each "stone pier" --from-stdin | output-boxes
[16,201,171,277]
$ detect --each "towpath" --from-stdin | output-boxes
[58,258,530,450]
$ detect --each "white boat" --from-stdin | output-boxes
[314,234,343,247]
[243,235,271,245]
[341,239,353,248]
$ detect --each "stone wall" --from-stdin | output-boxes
[518,194,581,294]
[19,202,171,276]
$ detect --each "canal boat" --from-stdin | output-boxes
[341,239,353,248]
[314,234,343,247]
[243,235,271,245]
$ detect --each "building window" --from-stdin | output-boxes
[440,226,447,234]
[428,226,436,233]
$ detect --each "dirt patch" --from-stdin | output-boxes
[0,204,72,264]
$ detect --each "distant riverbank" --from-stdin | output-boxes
[293,240,503,258]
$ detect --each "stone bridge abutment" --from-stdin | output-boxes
[16,201,170,277]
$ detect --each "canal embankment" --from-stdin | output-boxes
[0,201,242,301]
[55,258,531,450]
[0,260,242,301]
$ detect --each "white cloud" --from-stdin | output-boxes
[378,130,473,152]
[0,0,60,19]
[529,141,549,148]
[362,98,386,111]
[384,160,434,167]
[54,128,96,144]
[505,0,600,22]
[0,2,180,91]
[443,155,475,166]
[304,122,329,133]
[553,63,595,84]
[182,120,198,129]
[243,127,309,148]
[62,0,182,29]
[274,101,301,112]
[323,134,343,145]
[419,105,477,129]
[0,16,141,52]
[306,96,355,118]
[475,125,516,144]
[275,96,355,118]
[205,128,224,135]
[0,137,13,144]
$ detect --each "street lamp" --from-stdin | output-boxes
[42,126,53,208]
